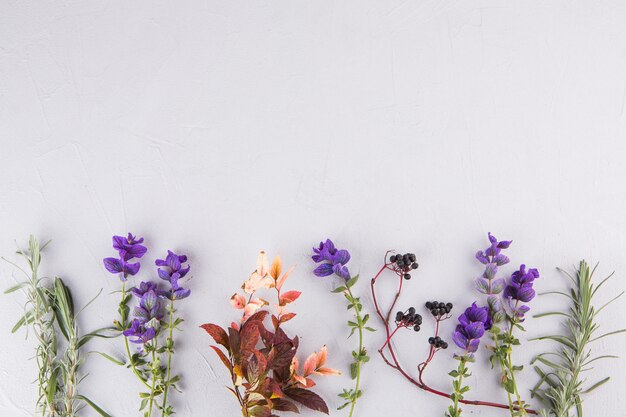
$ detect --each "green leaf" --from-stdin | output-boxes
[91,351,126,366]
[332,286,347,293]
[346,275,359,289]
[581,377,610,394]
[590,328,626,343]
[350,362,358,379]
[4,281,28,294]
[77,395,113,417]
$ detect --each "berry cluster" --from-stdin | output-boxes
[425,301,453,318]
[389,253,419,280]
[428,336,448,349]
[395,307,423,332]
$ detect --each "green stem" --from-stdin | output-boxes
[506,320,526,415]
[345,286,364,417]
[451,358,467,416]
[160,299,175,417]
[147,347,157,417]
[120,281,152,390]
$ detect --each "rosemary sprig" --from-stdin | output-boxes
[531,260,626,417]
[4,236,112,417]
[4,236,59,417]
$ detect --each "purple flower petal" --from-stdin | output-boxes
[332,263,351,280]
[452,330,468,350]
[497,240,512,249]
[123,261,140,276]
[475,251,489,265]
[493,254,510,266]
[333,249,351,266]
[313,263,334,277]
[467,338,481,353]
[103,258,123,274]
[465,322,485,340]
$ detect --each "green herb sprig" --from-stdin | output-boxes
[4,236,112,417]
[333,275,375,416]
[531,260,626,417]
[445,354,473,417]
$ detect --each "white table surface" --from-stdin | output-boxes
[1,1,625,416]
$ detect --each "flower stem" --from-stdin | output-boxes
[160,299,176,417]
[147,347,157,417]
[345,285,364,417]
[120,282,152,390]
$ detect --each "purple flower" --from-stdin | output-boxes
[311,239,351,280]
[113,233,147,261]
[155,250,191,300]
[123,319,157,344]
[131,281,158,298]
[103,233,146,281]
[503,264,540,319]
[103,258,140,277]
[452,303,491,353]
[133,288,161,322]
[475,233,511,296]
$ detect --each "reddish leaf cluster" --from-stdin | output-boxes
[201,252,338,416]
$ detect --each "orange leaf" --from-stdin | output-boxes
[279,290,302,306]
[303,352,317,376]
[316,346,328,368]
[276,265,295,291]
[269,256,282,280]
[316,367,341,376]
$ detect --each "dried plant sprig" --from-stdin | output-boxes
[4,235,58,417]
[102,234,191,417]
[5,236,111,417]
[202,251,339,416]
[531,260,626,417]
[311,239,375,416]
[371,249,539,414]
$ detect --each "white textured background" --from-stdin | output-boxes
[1,1,626,416]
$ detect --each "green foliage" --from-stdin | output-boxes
[335,275,374,416]
[445,355,472,417]
[531,260,625,417]
[4,236,111,417]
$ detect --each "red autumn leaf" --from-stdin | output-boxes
[272,398,299,413]
[246,350,268,383]
[268,341,298,369]
[228,327,241,357]
[210,345,233,372]
[200,323,229,349]
[279,312,296,323]
[248,405,272,417]
[245,310,269,324]
[240,322,261,355]
[279,290,302,306]
[284,387,329,414]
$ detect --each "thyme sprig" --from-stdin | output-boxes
[531,260,626,417]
